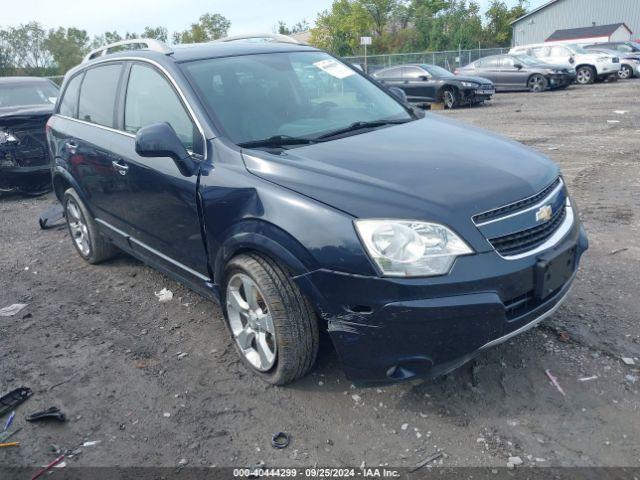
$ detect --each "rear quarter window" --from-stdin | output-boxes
[78,64,123,127]
[58,73,84,118]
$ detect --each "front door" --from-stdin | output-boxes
[402,66,436,102]
[499,57,530,89]
[110,62,208,278]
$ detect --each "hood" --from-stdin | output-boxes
[0,104,54,123]
[242,115,558,250]
[452,74,493,84]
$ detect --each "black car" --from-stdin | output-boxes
[456,55,575,92]
[47,36,587,385]
[0,77,59,195]
[372,64,494,109]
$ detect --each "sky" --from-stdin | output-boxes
[0,0,548,38]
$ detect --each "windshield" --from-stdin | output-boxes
[0,82,58,108]
[567,44,589,54]
[422,65,454,77]
[513,55,541,66]
[181,51,412,145]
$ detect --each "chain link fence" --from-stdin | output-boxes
[343,47,510,73]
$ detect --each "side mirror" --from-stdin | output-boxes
[419,75,430,81]
[135,122,196,177]
[514,63,523,70]
[388,86,408,104]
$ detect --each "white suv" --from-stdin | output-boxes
[509,43,620,84]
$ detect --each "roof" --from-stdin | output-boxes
[511,0,561,25]
[546,23,632,41]
[0,76,54,84]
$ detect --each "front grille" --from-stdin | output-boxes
[489,202,566,256]
[473,178,561,224]
[504,285,563,320]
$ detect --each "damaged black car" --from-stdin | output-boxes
[0,77,58,195]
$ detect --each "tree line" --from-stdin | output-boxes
[309,0,528,56]
[0,13,231,76]
[0,1,528,77]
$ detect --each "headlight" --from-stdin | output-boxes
[0,128,18,145]
[354,220,473,277]
[461,81,479,88]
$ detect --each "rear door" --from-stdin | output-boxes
[63,63,127,227]
[478,57,501,86]
[373,67,403,88]
[546,46,573,68]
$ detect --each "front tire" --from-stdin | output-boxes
[442,88,458,109]
[576,66,595,85]
[223,253,319,385]
[619,65,633,80]
[63,188,117,264]
[528,74,548,93]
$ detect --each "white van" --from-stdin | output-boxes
[509,43,620,84]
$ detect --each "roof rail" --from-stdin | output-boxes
[83,38,173,63]
[213,33,303,45]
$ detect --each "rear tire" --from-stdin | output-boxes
[576,66,595,85]
[528,74,548,93]
[222,253,319,385]
[63,188,117,264]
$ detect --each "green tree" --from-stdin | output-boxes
[142,26,169,42]
[173,13,231,44]
[485,0,528,46]
[310,0,372,55]
[45,27,90,74]
[358,0,398,36]
[276,19,310,35]
[2,22,52,73]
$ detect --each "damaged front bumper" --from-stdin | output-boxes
[0,149,51,194]
[294,221,588,384]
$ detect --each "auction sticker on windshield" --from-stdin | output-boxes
[313,59,355,79]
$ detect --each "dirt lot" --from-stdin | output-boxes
[1,79,639,473]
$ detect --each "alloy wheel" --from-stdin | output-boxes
[443,90,455,109]
[619,65,632,80]
[529,75,546,92]
[576,68,592,84]
[226,273,277,371]
[66,198,91,256]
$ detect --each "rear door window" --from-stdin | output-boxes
[78,64,123,127]
[59,73,83,118]
[376,67,402,79]
[403,66,426,79]
[124,63,201,154]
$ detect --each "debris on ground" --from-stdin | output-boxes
[0,427,22,443]
[609,248,628,256]
[38,204,65,229]
[613,110,628,115]
[578,376,598,382]
[82,440,100,447]
[507,456,523,468]
[0,387,33,417]
[558,331,571,342]
[26,407,66,423]
[271,432,290,449]
[545,369,566,397]
[625,375,637,384]
[155,288,173,303]
[0,303,28,317]
[607,120,620,124]
[176,352,189,360]
[621,357,635,366]
[0,441,20,448]
[3,411,16,431]
[351,394,362,403]
[410,451,443,472]
[31,454,65,480]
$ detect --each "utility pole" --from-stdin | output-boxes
[360,36,372,73]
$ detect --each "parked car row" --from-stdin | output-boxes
[369,40,638,110]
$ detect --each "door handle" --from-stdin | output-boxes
[65,141,77,150]
[112,160,130,176]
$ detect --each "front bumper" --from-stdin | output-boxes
[546,73,574,88]
[460,87,494,104]
[295,218,588,383]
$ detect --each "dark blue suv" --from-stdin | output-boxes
[47,36,588,385]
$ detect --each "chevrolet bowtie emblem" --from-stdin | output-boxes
[536,205,553,222]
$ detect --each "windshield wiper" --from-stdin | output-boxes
[315,119,411,140]
[238,135,316,149]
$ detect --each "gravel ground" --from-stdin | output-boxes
[1,79,639,472]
